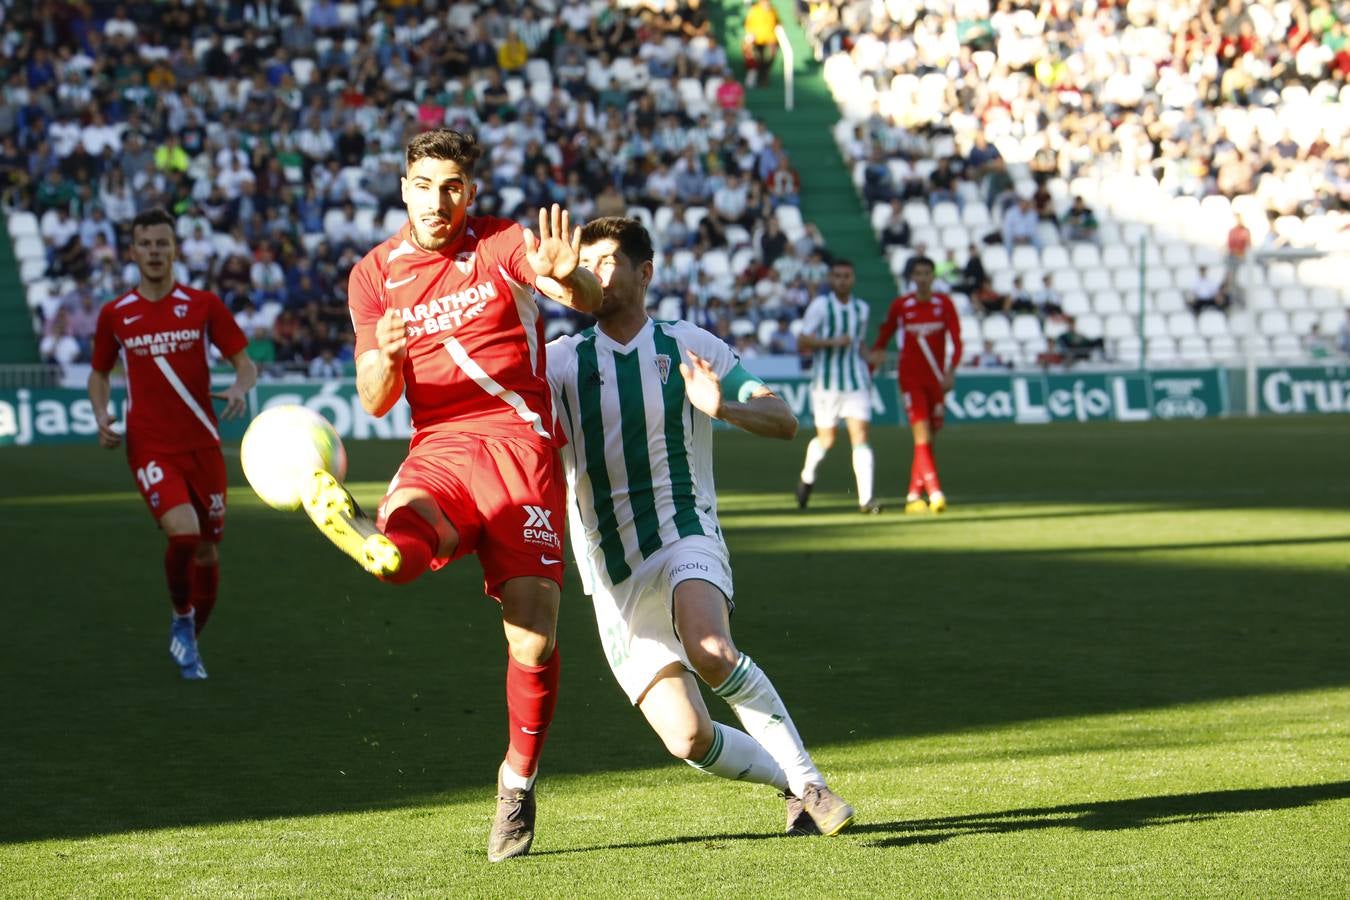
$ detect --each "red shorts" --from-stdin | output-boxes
[376,431,565,599]
[901,380,946,426]
[127,445,228,542]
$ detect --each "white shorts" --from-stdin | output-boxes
[589,535,735,704]
[811,387,871,428]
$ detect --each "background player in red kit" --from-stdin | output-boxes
[300,129,601,862]
[871,256,963,514]
[87,208,257,680]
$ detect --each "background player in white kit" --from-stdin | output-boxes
[546,217,855,836]
[793,259,879,514]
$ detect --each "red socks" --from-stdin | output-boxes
[504,647,560,778]
[380,506,438,585]
[191,560,219,635]
[165,535,198,614]
[914,442,942,496]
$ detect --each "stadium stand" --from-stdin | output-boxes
[803,0,1350,369]
[2,0,831,378]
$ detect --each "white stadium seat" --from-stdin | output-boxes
[1197,310,1230,337]
[981,245,1012,272]
[1011,245,1040,271]
[1167,312,1197,338]
[1011,314,1042,342]
[1041,245,1071,271]
[1076,314,1104,339]
[1112,268,1139,292]
[1070,244,1101,269]
[1291,310,1320,335]
[1102,244,1132,269]
[932,202,960,227]
[1271,334,1302,358]
[1093,290,1125,315]
[1208,335,1239,361]
[940,226,968,250]
[1104,313,1135,339]
[902,203,931,228]
[1277,287,1310,310]
[1246,287,1278,310]
[1146,336,1179,364]
[1258,310,1291,336]
[961,204,991,229]
[1161,244,1193,267]
[1143,315,1169,340]
[1154,289,1187,315]
[981,315,1012,341]
[1061,290,1091,317]
[1054,269,1083,291]
[7,211,38,239]
[1081,268,1112,292]
[1178,335,1210,364]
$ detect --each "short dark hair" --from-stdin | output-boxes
[130,208,176,240]
[909,255,935,274]
[579,216,654,265]
[830,258,854,270]
[406,128,482,172]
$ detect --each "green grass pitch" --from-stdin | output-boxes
[2,417,1347,896]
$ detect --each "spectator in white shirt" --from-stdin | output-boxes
[1187,265,1228,314]
[180,225,218,278]
[1002,197,1042,250]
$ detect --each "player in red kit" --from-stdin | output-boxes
[871,255,962,514]
[87,208,258,680]
[299,129,601,862]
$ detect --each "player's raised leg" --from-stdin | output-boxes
[675,579,855,836]
[490,575,562,862]
[301,470,404,577]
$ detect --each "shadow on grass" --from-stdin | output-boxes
[1,420,1348,845]
[858,781,1350,848]
[531,782,1350,855]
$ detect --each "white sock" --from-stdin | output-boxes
[712,654,823,796]
[800,437,827,484]
[500,761,536,791]
[852,444,875,506]
[173,609,195,622]
[686,721,788,791]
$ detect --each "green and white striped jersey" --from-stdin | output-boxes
[801,294,871,392]
[546,319,748,593]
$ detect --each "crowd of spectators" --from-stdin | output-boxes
[806,0,1350,221]
[5,0,831,376]
[802,0,1350,366]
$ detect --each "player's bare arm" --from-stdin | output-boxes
[211,350,257,420]
[526,204,602,313]
[355,309,408,417]
[86,367,122,449]
[680,350,797,440]
[797,333,854,351]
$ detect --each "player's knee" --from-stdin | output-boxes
[658,720,713,761]
[193,542,219,565]
[687,636,739,686]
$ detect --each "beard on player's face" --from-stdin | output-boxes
[403,159,475,251]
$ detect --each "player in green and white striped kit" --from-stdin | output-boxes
[546,217,855,837]
[795,259,880,513]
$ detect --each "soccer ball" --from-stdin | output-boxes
[240,404,348,511]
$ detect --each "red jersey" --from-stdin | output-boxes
[873,292,963,386]
[348,216,555,443]
[91,283,248,454]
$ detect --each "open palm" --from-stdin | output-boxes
[679,350,724,419]
[522,204,581,281]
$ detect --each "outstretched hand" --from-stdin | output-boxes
[679,350,724,419]
[522,204,582,282]
[211,384,248,420]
